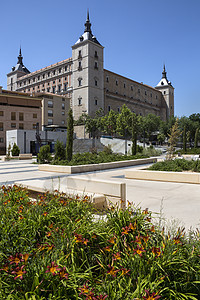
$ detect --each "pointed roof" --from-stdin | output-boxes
[11,47,30,74]
[75,10,101,45]
[156,64,173,88]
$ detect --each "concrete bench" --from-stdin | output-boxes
[15,176,126,210]
[19,153,32,160]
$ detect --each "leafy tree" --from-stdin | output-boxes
[167,118,181,160]
[101,109,118,136]
[38,145,52,164]
[157,133,165,145]
[131,113,138,155]
[11,143,20,156]
[54,140,66,161]
[194,128,199,149]
[66,108,74,161]
[116,105,132,137]
[183,126,186,152]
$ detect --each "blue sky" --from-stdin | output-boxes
[1,0,199,117]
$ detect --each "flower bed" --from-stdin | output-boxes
[1,185,200,299]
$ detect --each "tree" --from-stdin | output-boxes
[11,143,20,156]
[194,128,199,149]
[131,113,138,155]
[101,109,118,136]
[54,140,66,161]
[183,126,186,152]
[116,105,132,137]
[38,145,52,164]
[66,108,74,161]
[167,118,181,160]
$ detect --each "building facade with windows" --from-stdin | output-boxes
[0,88,42,154]
[7,12,174,122]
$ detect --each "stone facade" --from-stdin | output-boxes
[7,12,174,123]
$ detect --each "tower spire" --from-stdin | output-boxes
[17,47,23,65]
[162,64,167,79]
[84,9,92,34]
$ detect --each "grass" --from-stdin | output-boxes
[1,185,200,299]
[148,159,200,172]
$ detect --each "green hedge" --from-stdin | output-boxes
[148,158,200,172]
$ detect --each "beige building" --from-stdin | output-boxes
[7,12,174,122]
[0,88,42,154]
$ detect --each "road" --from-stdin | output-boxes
[0,159,200,231]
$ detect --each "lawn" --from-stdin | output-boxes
[0,185,200,299]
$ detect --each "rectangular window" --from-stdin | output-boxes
[62,111,65,115]
[58,85,61,92]
[145,91,147,95]
[52,87,55,94]
[33,123,37,129]
[131,86,133,91]
[62,120,65,125]
[106,76,109,83]
[0,122,3,131]
[95,51,98,58]
[33,78,35,82]
[95,99,98,105]
[19,123,24,129]
[64,84,67,91]
[53,70,56,75]
[38,76,40,80]
[78,98,82,106]
[59,68,61,73]
[78,79,82,86]
[11,112,16,120]
[48,110,53,117]
[118,107,120,112]
[65,66,68,71]
[48,119,53,125]
[0,111,4,116]
[62,103,65,109]
[108,105,111,112]
[11,123,16,128]
[116,80,118,86]
[0,137,3,143]
[48,72,50,77]
[19,112,24,121]
[48,100,53,108]
[138,89,140,94]
[124,83,126,88]
[43,74,45,78]
[33,113,37,118]
[78,50,82,58]
[94,62,98,69]
[95,80,97,86]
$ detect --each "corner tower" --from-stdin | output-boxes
[155,65,174,120]
[7,47,30,91]
[71,11,104,119]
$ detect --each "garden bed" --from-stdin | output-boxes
[38,157,157,174]
[1,185,200,299]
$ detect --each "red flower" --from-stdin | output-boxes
[142,289,161,300]
[107,265,120,277]
[11,265,26,280]
[121,226,130,236]
[8,253,23,265]
[45,261,60,275]
[58,267,68,280]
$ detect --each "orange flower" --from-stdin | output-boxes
[43,212,48,216]
[143,208,149,215]
[22,253,30,263]
[58,267,68,280]
[107,265,119,277]
[103,246,112,252]
[108,236,115,244]
[11,265,26,280]
[121,226,130,236]
[128,222,136,231]
[151,247,161,257]
[45,261,60,275]
[121,267,130,276]
[133,245,145,256]
[8,253,22,265]
[113,252,121,260]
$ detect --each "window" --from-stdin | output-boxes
[33,113,37,118]
[95,80,97,86]
[33,123,37,129]
[48,100,53,108]
[29,79,31,84]
[59,79,61,82]
[59,68,61,73]
[62,103,65,109]
[145,91,147,95]
[0,138,3,143]
[95,99,98,105]
[48,72,50,77]
[108,105,111,112]
[48,119,53,125]
[131,86,133,91]
[95,51,98,58]
[164,91,166,95]
[58,85,61,92]
[38,76,40,80]
[78,78,82,86]
[62,98,65,101]
[0,111,4,116]
[78,98,82,106]
[78,50,82,58]
[52,86,55,94]
[106,76,109,83]
[33,78,35,82]
[24,81,26,85]
[138,89,140,94]
[19,123,24,129]
[78,61,82,70]
[53,81,55,84]
[65,66,68,71]
[150,93,152,97]
[156,95,158,99]
[62,120,65,125]
[53,70,56,75]
[47,88,50,92]
[94,62,98,69]
[62,111,65,115]
[19,112,24,121]
[11,112,16,120]
[116,80,118,86]
[64,84,67,91]
[43,74,45,79]
[124,83,126,88]
[11,123,16,128]
[117,107,120,112]
[0,123,3,131]
[48,110,53,117]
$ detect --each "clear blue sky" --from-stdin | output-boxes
[1,0,200,117]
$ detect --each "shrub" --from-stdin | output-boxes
[54,140,66,161]
[103,144,113,155]
[11,143,20,156]
[37,144,52,164]
[148,158,198,172]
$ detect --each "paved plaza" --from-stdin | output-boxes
[0,159,200,231]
